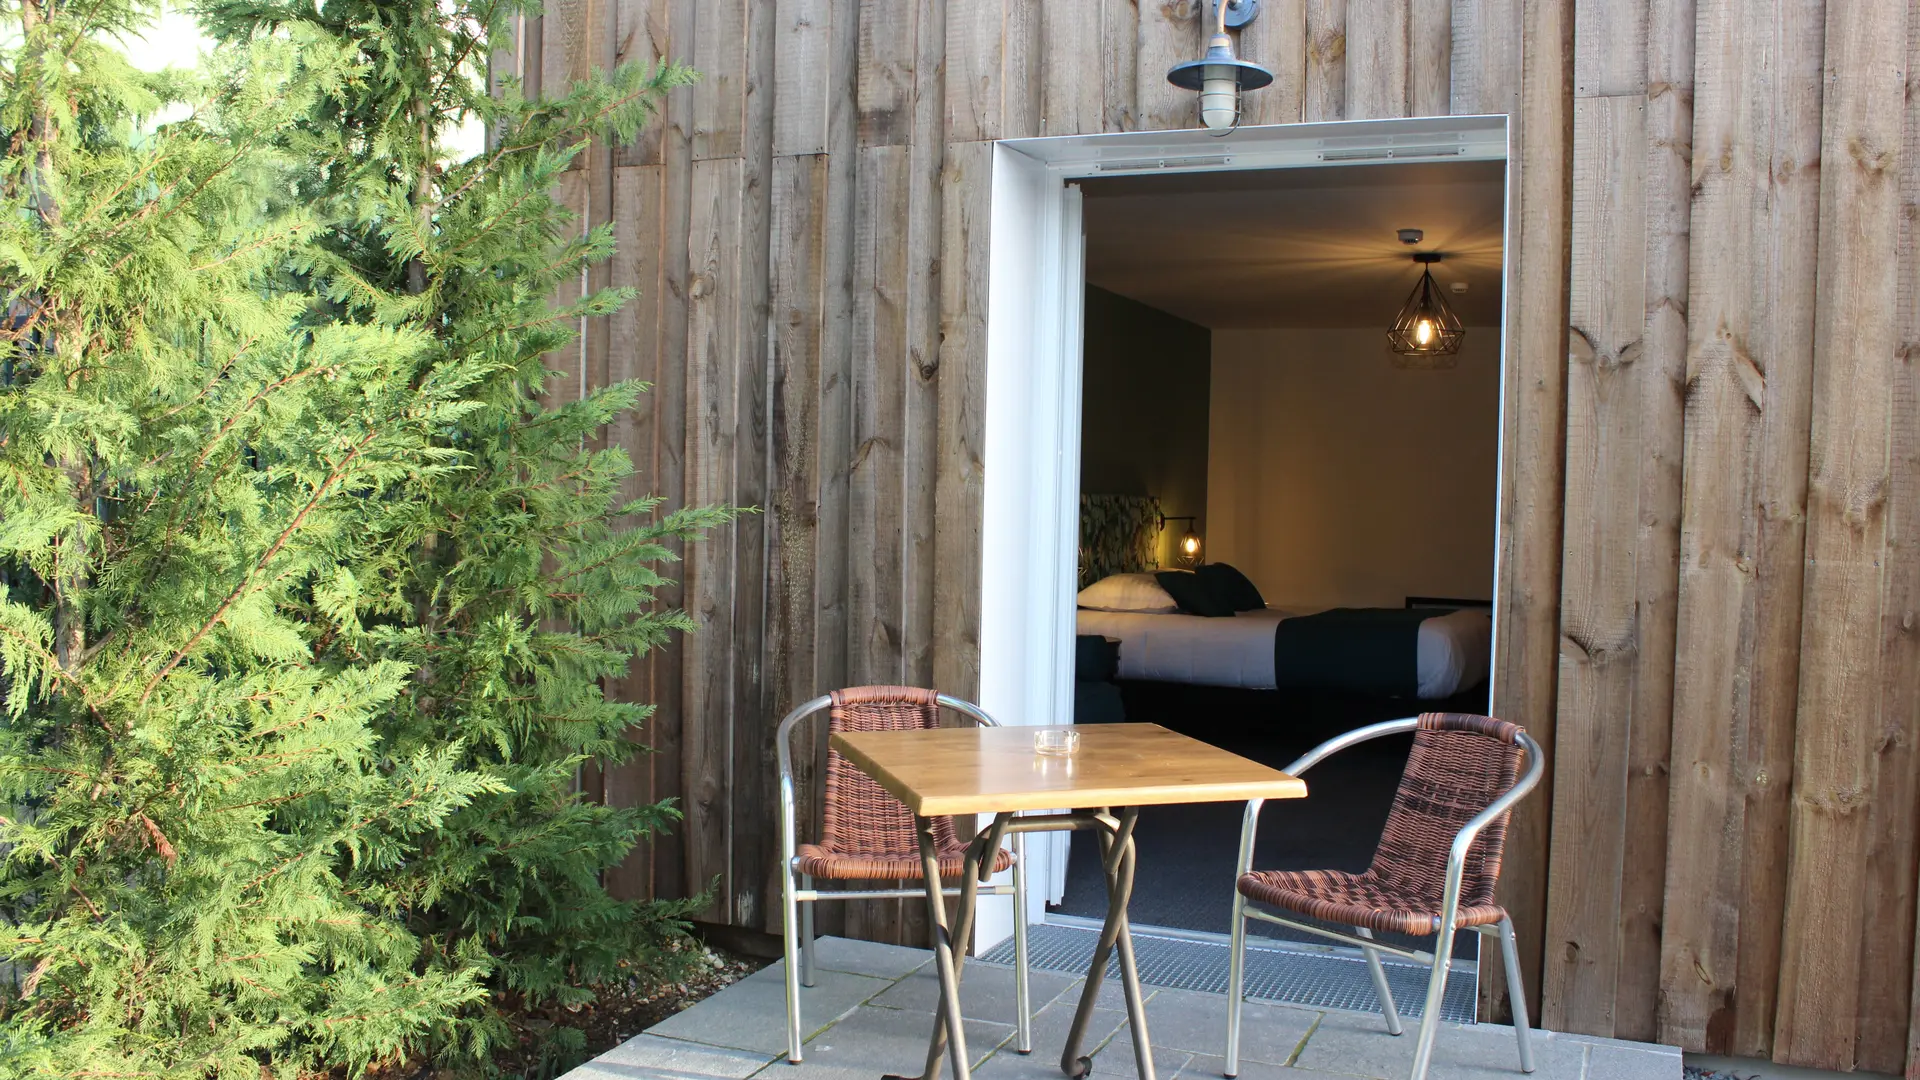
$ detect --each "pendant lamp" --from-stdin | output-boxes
[1387,252,1465,368]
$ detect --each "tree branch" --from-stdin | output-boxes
[138,428,382,708]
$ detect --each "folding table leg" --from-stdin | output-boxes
[881,817,970,1080]
[896,814,1007,1080]
[1060,809,1152,1080]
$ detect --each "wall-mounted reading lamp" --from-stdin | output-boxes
[1165,0,1274,133]
[1160,515,1203,565]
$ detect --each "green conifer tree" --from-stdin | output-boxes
[0,1,717,1075]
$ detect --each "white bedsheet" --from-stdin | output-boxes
[1074,606,1491,699]
[1075,608,1289,689]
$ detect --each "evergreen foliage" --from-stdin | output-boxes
[0,2,716,1075]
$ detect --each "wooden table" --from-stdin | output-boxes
[829,723,1306,1080]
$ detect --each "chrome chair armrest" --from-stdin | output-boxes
[1280,716,1421,777]
[936,694,1002,727]
[776,695,833,874]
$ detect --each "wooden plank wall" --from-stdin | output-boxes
[1540,0,1920,1071]
[514,0,1920,1068]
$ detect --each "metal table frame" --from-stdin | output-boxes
[889,807,1155,1080]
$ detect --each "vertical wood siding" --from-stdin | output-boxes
[514,0,1920,1068]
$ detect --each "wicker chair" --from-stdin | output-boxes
[1224,713,1544,1080]
[776,686,1031,1065]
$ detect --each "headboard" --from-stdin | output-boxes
[1079,494,1162,589]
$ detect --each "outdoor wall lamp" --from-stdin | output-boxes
[1161,515,1203,565]
[1165,0,1273,133]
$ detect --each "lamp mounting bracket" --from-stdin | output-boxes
[1413,252,1443,264]
[1217,0,1259,28]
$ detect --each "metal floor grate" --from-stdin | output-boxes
[976,921,1477,1024]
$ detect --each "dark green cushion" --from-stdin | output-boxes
[1156,569,1236,617]
[1196,563,1265,612]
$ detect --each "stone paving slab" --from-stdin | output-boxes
[646,964,892,1056]
[1144,987,1319,1065]
[564,1035,777,1080]
[969,994,1132,1080]
[777,1004,1014,1080]
[1083,1041,1197,1080]
[1059,974,1155,1013]
[871,962,1082,1026]
[1583,1043,1683,1080]
[1558,1031,1684,1056]
[1291,1008,1584,1080]
[1182,1055,1361,1080]
[807,936,936,980]
[564,941,1685,1080]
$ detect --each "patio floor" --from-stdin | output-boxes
[562,937,1681,1080]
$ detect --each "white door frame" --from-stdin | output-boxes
[972,115,1512,951]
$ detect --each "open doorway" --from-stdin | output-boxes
[1057,159,1507,952]
[970,117,1510,970]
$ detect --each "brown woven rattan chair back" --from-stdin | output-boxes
[817,685,959,861]
[1366,713,1525,910]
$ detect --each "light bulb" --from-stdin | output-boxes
[1200,70,1238,130]
[1415,318,1434,346]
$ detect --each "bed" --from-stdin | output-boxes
[1075,604,1490,700]
[1072,493,1491,703]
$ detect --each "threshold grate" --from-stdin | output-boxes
[975,921,1477,1024]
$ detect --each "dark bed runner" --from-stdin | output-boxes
[1273,607,1429,697]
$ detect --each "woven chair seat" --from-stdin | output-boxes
[1237,868,1508,936]
[1239,713,1526,938]
[796,842,1016,881]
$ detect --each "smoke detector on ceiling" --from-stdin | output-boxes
[1450,281,1469,294]
[1397,228,1424,245]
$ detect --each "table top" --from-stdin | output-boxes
[828,722,1308,816]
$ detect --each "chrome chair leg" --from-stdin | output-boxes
[1012,832,1032,1053]
[1409,920,1456,1080]
[800,873,817,988]
[1355,927,1404,1036]
[1497,915,1535,1073]
[1224,889,1248,1078]
[781,868,805,1064]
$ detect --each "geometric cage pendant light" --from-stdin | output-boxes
[1387,252,1465,368]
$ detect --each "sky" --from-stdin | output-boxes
[113,3,487,158]
[120,3,204,71]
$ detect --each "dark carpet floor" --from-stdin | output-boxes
[1050,679,1489,960]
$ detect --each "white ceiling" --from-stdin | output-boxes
[1081,159,1506,330]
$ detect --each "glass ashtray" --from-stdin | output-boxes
[1034,729,1080,756]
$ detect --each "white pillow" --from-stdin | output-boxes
[1077,573,1179,613]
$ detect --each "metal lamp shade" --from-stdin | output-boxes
[1387,267,1466,366]
[1179,529,1203,564]
[1167,41,1276,92]
[1168,35,1275,129]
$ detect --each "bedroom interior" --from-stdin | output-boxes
[1056,159,1507,957]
